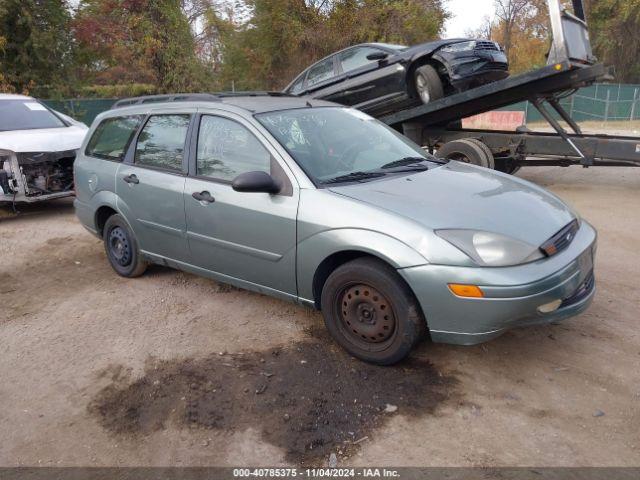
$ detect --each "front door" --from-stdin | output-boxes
[116,113,191,262]
[323,46,406,108]
[184,113,299,296]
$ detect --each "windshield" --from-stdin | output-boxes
[0,100,67,132]
[256,107,437,185]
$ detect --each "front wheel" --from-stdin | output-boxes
[320,258,427,365]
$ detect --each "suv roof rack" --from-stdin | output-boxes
[111,91,297,109]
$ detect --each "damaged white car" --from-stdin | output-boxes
[0,94,88,204]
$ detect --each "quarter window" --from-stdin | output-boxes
[338,47,383,73]
[196,115,270,182]
[288,75,306,94]
[135,114,190,171]
[85,115,143,161]
[306,57,335,87]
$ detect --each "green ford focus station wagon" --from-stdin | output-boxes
[74,93,596,365]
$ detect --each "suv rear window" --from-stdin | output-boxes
[86,115,143,161]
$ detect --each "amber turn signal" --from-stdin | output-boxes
[448,284,484,298]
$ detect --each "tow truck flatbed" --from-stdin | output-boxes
[379,61,606,128]
[368,0,640,171]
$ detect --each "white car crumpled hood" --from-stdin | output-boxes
[0,125,88,153]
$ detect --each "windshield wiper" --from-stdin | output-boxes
[322,171,386,185]
[380,157,431,170]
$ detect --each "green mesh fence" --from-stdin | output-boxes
[498,83,640,123]
[41,98,118,126]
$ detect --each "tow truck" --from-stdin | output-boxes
[374,0,640,172]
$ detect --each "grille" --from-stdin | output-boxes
[540,219,579,257]
[474,41,500,52]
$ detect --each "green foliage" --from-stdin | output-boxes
[74,0,215,94]
[210,0,448,91]
[587,0,640,83]
[79,83,159,98]
[0,0,75,96]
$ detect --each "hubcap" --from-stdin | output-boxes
[109,226,132,266]
[339,284,395,344]
[416,74,430,104]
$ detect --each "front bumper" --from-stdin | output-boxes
[399,221,597,345]
[448,50,509,89]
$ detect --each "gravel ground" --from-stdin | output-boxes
[0,165,639,467]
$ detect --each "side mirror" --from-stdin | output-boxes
[366,51,389,61]
[232,171,281,194]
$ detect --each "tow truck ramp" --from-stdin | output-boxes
[374,0,640,171]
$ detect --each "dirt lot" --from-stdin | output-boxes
[1,166,639,467]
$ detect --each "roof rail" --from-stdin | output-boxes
[111,91,297,109]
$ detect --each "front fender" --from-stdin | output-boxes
[296,228,428,302]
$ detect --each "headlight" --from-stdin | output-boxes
[440,41,476,53]
[435,229,545,267]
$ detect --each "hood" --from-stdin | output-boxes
[0,125,88,153]
[329,161,575,246]
[402,38,473,57]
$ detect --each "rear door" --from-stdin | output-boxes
[116,111,192,262]
[183,112,299,296]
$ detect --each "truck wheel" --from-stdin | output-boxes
[320,257,427,365]
[436,139,494,168]
[414,65,444,105]
[462,138,495,169]
[103,214,147,278]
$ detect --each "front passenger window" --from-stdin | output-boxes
[135,114,190,171]
[196,115,270,182]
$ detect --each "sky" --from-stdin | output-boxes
[444,0,496,38]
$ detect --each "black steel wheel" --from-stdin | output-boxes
[103,213,147,278]
[338,283,396,346]
[321,257,427,365]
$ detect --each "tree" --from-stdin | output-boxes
[74,0,214,94]
[0,0,76,96]
[493,0,535,59]
[206,0,449,91]
[586,0,640,83]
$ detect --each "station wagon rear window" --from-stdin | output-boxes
[86,115,143,161]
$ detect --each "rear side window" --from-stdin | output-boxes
[86,116,143,161]
[134,114,190,172]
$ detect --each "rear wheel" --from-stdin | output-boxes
[414,65,444,105]
[103,214,147,278]
[436,138,495,169]
[320,257,426,365]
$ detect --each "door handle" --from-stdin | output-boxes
[123,174,139,184]
[192,190,215,203]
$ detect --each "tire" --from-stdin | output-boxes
[320,257,427,365]
[103,214,147,278]
[462,138,495,170]
[436,138,493,168]
[414,65,444,105]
